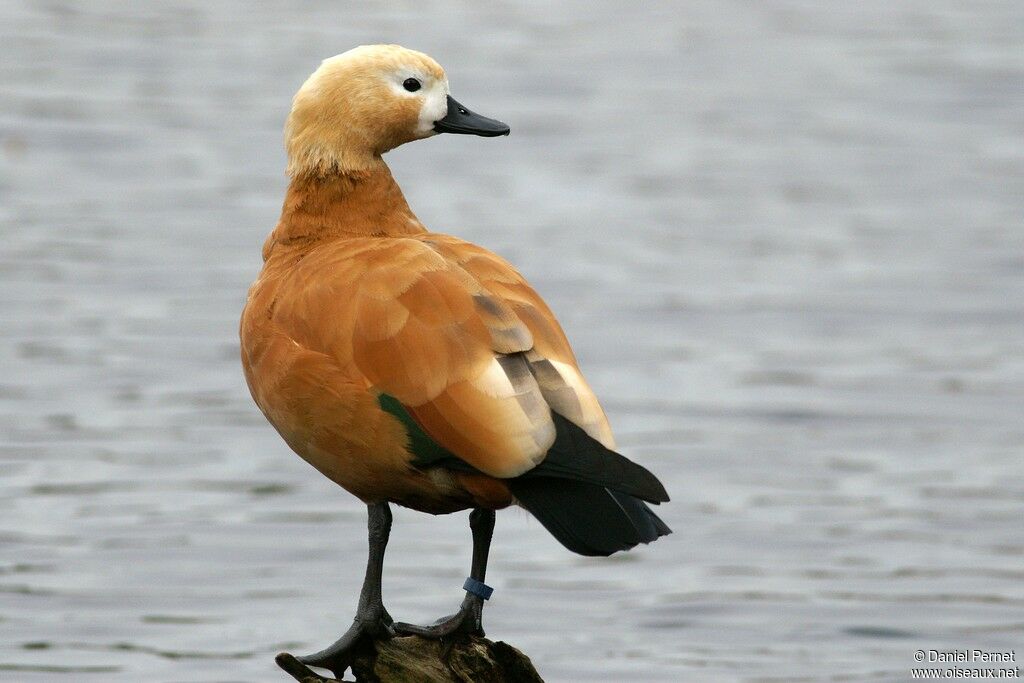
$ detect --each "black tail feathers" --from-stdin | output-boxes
[518,413,670,504]
[509,413,671,557]
[509,477,671,556]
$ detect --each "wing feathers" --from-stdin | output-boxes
[473,294,534,352]
[276,235,615,480]
[409,378,552,478]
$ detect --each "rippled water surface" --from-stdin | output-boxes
[2,2,1023,681]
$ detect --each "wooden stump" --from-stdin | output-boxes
[276,634,544,683]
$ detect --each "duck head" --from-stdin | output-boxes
[285,44,509,177]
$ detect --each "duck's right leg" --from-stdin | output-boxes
[392,507,495,638]
[276,501,395,682]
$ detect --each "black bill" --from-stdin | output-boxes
[433,95,510,137]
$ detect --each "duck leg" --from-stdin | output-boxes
[393,507,495,638]
[277,501,395,681]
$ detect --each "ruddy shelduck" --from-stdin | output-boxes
[240,44,670,680]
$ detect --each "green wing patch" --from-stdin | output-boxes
[377,393,465,469]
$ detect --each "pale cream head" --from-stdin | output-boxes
[285,44,450,176]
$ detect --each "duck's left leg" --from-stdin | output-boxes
[393,507,495,638]
[276,501,395,681]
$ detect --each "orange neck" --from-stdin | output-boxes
[263,164,425,260]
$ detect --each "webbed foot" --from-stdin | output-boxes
[393,594,484,639]
[277,605,394,681]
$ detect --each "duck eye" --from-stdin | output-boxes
[403,78,421,93]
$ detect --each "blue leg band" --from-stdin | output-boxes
[463,577,494,600]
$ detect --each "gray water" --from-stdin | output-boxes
[2,2,1023,681]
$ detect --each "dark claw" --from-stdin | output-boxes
[278,608,395,681]
[392,596,484,639]
[276,652,338,682]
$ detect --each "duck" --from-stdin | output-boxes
[240,44,670,681]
